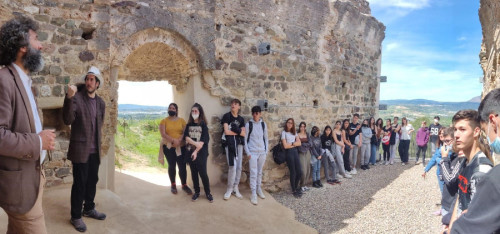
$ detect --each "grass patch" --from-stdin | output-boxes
[115,118,168,169]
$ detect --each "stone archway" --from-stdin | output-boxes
[101,28,206,191]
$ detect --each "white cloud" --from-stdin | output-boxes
[457,36,467,41]
[118,81,172,106]
[368,0,430,9]
[386,43,400,51]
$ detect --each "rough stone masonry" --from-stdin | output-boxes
[0,0,385,192]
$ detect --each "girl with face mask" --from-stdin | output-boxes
[159,103,192,195]
[184,103,212,202]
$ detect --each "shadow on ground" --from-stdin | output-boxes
[1,171,315,234]
[272,161,414,233]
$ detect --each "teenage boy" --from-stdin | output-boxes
[349,114,362,174]
[449,89,500,233]
[244,106,269,205]
[429,116,443,155]
[447,110,493,231]
[222,99,246,200]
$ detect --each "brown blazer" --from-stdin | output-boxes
[62,88,105,163]
[0,65,42,214]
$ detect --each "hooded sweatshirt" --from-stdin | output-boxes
[361,125,372,144]
[244,118,268,156]
[416,127,430,147]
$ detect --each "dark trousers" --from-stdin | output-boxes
[399,140,410,163]
[416,145,427,163]
[382,144,390,161]
[285,148,302,192]
[343,148,351,171]
[163,145,187,185]
[71,153,100,219]
[189,153,210,195]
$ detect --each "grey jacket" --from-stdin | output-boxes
[361,126,373,144]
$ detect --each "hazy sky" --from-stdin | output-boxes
[368,0,484,101]
[118,0,484,106]
[118,81,172,106]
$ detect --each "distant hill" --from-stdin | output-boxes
[378,98,480,126]
[118,104,166,111]
[467,96,481,103]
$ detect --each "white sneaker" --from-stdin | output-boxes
[257,190,266,199]
[303,186,310,191]
[385,162,389,165]
[402,162,405,165]
[390,162,394,165]
[379,161,385,165]
[250,194,258,205]
[344,173,352,179]
[233,187,243,199]
[351,168,357,174]
[345,171,351,175]
[224,189,232,200]
[336,173,342,178]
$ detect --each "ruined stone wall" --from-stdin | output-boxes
[0,0,384,191]
[479,0,500,95]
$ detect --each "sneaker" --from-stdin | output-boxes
[327,180,335,185]
[345,171,352,175]
[390,162,394,165]
[250,194,258,205]
[365,165,370,169]
[192,193,200,202]
[333,179,342,184]
[318,180,323,187]
[171,186,178,194]
[303,186,310,191]
[82,209,106,220]
[70,218,87,232]
[312,181,320,188]
[351,168,357,174]
[361,165,367,170]
[415,161,421,165]
[292,191,301,198]
[206,193,214,203]
[402,162,406,165]
[257,189,266,199]
[224,189,232,200]
[380,161,385,165]
[233,187,243,199]
[182,185,193,195]
[343,173,352,179]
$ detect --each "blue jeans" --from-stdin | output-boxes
[370,144,377,165]
[311,157,321,181]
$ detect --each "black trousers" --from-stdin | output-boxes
[343,148,351,171]
[163,145,187,185]
[383,144,390,161]
[416,145,427,162]
[189,152,210,195]
[285,148,302,192]
[399,140,410,163]
[71,153,100,219]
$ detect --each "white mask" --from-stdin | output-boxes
[192,113,199,120]
[434,119,439,124]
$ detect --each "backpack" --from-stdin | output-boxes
[247,121,266,151]
[382,132,391,145]
[271,141,286,165]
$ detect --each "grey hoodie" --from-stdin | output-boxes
[244,118,269,156]
[361,126,372,144]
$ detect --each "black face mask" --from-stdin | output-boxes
[362,124,368,127]
[168,111,176,117]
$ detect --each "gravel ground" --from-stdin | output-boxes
[272,161,443,234]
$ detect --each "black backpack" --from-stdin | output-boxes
[247,121,266,151]
[271,141,286,165]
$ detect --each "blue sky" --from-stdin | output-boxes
[368,0,484,102]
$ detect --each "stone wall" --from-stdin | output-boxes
[1,0,384,191]
[479,0,500,95]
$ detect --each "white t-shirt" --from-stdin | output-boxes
[400,124,414,140]
[281,131,297,144]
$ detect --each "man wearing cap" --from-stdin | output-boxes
[429,116,443,155]
[0,15,56,234]
[63,66,106,232]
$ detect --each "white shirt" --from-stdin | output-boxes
[12,64,46,165]
[400,124,414,140]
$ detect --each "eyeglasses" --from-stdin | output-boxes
[443,139,453,144]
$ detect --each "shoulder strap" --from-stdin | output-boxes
[247,122,253,143]
[261,121,266,151]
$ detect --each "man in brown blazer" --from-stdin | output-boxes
[63,66,106,232]
[0,16,56,234]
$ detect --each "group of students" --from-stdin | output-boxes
[159,99,269,205]
[419,89,500,233]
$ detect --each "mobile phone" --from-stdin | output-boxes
[445,144,452,151]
